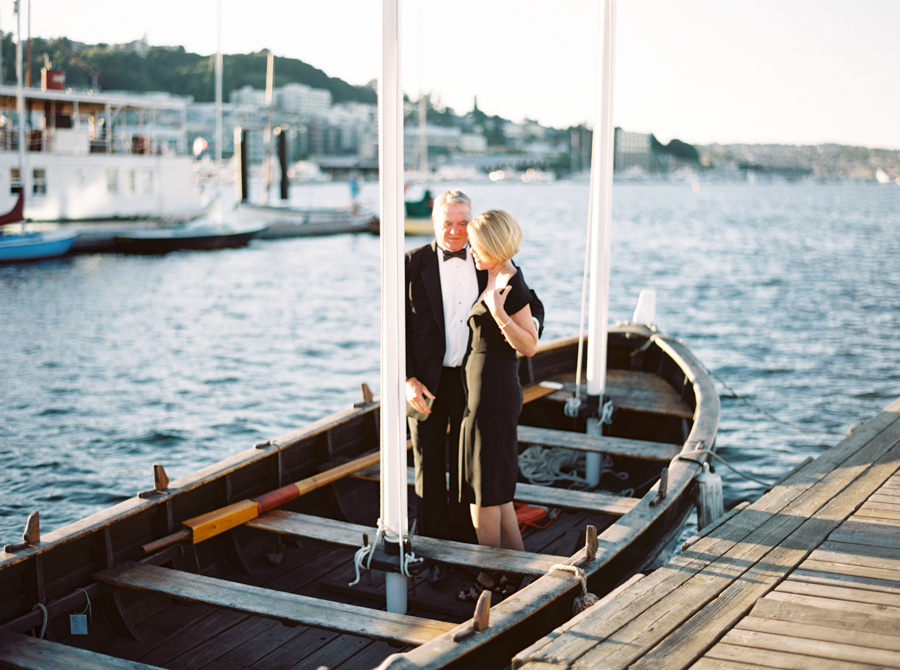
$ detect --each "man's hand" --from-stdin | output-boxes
[406,377,435,415]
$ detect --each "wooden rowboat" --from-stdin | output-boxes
[0,324,719,670]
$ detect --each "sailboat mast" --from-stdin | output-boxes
[584,0,616,485]
[586,0,616,400]
[215,1,223,167]
[379,0,409,614]
[14,0,25,224]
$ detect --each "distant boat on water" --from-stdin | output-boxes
[113,220,266,254]
[0,190,76,263]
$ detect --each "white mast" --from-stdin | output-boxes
[584,0,616,485]
[214,0,224,224]
[378,0,409,614]
[263,50,274,204]
[14,0,26,229]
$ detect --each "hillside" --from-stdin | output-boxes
[0,34,376,105]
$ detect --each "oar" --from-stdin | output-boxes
[141,446,405,556]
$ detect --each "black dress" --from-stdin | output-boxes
[459,268,531,507]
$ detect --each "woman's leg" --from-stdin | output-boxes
[498,501,525,551]
[465,504,503,591]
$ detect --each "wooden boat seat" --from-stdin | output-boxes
[247,509,569,575]
[93,563,453,647]
[352,466,641,517]
[516,425,680,462]
[0,629,163,670]
[542,369,694,419]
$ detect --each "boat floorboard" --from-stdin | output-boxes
[513,396,900,670]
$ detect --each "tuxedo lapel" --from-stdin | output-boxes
[422,242,445,340]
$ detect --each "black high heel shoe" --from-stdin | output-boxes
[457,572,503,603]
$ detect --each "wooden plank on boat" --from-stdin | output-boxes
[93,563,454,647]
[522,383,558,405]
[543,369,694,419]
[246,509,568,575]
[352,465,640,517]
[0,629,164,670]
[517,425,680,462]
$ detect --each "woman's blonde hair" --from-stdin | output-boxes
[468,209,522,264]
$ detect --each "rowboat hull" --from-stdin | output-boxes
[0,325,719,669]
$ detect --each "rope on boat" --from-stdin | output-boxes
[518,445,627,488]
[674,449,773,488]
[702,365,846,437]
[550,564,599,614]
[31,603,48,639]
[75,588,93,624]
[348,519,423,587]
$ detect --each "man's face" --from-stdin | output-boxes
[433,202,471,253]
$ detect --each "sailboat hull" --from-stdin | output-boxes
[0,230,77,262]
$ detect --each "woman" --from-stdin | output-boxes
[458,210,539,602]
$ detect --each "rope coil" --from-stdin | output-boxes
[550,564,599,614]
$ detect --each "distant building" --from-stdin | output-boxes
[276,84,332,115]
[614,129,652,172]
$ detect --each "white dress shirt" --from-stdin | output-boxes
[437,245,479,367]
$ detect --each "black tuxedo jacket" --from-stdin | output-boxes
[405,241,545,397]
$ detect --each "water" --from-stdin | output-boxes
[2,179,899,541]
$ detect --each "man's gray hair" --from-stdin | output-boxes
[432,189,472,219]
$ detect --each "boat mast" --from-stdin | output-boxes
[584,0,616,485]
[14,0,26,231]
[263,50,274,204]
[379,0,409,614]
[215,0,223,223]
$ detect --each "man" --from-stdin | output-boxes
[405,189,544,585]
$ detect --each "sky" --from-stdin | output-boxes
[6,0,900,149]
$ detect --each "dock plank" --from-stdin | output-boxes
[0,630,164,670]
[94,563,454,647]
[736,614,900,652]
[717,627,900,668]
[704,641,885,670]
[749,594,900,637]
[246,509,568,575]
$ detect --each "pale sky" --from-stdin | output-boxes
[8,0,900,149]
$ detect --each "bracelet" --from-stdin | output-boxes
[498,316,512,329]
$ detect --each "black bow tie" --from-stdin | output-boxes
[442,248,467,261]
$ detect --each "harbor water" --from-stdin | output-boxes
[1,179,899,542]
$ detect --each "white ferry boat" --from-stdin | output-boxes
[0,78,205,222]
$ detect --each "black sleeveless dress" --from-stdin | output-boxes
[459,268,531,507]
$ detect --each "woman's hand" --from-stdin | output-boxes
[483,284,512,322]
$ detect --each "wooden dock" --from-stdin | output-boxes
[514,397,900,670]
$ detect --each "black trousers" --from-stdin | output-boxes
[408,366,477,543]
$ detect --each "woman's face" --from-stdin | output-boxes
[471,241,499,272]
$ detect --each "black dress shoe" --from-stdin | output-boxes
[427,562,448,587]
